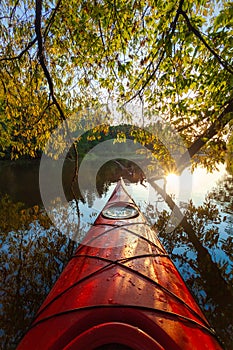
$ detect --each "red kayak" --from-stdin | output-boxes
[18,178,223,349]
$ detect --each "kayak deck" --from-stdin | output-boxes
[17,178,223,350]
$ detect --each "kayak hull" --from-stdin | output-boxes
[17,179,222,349]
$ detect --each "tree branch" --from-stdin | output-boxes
[35,0,66,121]
[98,19,106,49]
[125,0,185,105]
[180,9,233,75]
[149,179,233,300]
[177,98,233,170]
[43,0,63,39]
[35,0,80,222]
[0,37,37,62]
[10,0,20,19]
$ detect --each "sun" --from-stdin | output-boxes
[166,173,179,183]
[165,173,180,194]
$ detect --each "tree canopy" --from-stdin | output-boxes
[0,0,233,166]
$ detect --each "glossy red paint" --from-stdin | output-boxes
[17,179,223,350]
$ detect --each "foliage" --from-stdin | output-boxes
[0,0,232,168]
[73,123,177,172]
[226,130,233,174]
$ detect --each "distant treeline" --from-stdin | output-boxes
[68,123,156,162]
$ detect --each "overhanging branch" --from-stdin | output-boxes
[177,98,233,170]
[124,0,185,105]
[0,37,37,62]
[43,0,63,39]
[35,0,65,121]
[35,0,80,219]
[180,9,233,75]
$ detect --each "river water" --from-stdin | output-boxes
[0,159,232,349]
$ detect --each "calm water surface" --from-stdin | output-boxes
[0,159,232,349]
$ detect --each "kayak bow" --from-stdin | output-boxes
[18,178,223,350]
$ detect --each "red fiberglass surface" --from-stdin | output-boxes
[17,179,223,350]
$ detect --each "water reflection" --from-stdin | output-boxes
[0,160,232,349]
[155,196,233,349]
[0,198,77,349]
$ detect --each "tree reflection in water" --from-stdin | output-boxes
[0,168,232,349]
[0,197,77,349]
[154,174,233,350]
